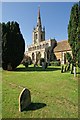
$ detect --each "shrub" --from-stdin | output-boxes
[50,60,61,66]
[23,61,28,68]
[22,55,32,65]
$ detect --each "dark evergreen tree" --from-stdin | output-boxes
[68,2,80,67]
[2,21,25,70]
[77,1,80,68]
[0,23,2,67]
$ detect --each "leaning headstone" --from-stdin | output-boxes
[42,62,48,70]
[19,88,31,112]
[42,62,45,70]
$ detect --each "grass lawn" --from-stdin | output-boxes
[2,64,78,118]
[0,68,2,119]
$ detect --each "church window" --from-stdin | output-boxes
[64,53,66,64]
[34,39,36,44]
[47,50,50,60]
[46,43,49,47]
[41,34,43,40]
[35,46,36,50]
[40,45,41,49]
[43,44,45,48]
[32,53,35,60]
[36,34,37,39]
[37,46,39,49]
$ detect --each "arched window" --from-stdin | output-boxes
[41,34,43,40]
[36,34,37,39]
[32,53,35,60]
[47,50,50,60]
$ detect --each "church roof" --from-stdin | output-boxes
[54,40,71,52]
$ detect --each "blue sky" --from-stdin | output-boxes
[2,2,76,50]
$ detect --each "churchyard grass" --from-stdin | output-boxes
[2,64,78,118]
[0,68,2,119]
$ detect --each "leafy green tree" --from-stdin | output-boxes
[68,3,80,67]
[2,21,25,70]
[45,39,57,62]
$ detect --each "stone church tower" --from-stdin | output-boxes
[32,7,45,44]
[26,7,72,65]
[26,7,57,64]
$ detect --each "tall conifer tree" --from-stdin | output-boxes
[2,21,25,70]
[68,2,80,68]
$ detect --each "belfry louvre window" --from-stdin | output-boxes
[36,34,37,39]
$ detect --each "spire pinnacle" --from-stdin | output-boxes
[37,6,42,27]
[38,6,40,18]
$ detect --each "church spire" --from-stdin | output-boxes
[37,7,42,28]
[32,7,45,44]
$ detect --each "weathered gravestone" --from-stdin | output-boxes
[19,88,31,112]
[42,62,44,69]
[42,62,47,70]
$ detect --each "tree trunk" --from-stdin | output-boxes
[71,64,73,74]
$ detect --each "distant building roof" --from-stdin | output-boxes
[54,40,71,52]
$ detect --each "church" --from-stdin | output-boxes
[26,8,72,64]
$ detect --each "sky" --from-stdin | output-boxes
[1,2,77,50]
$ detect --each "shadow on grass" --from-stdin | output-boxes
[15,67,61,72]
[76,72,80,74]
[22,102,46,112]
